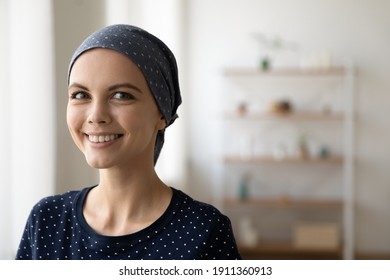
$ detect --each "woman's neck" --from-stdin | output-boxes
[83,166,172,236]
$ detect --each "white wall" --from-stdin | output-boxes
[0,0,12,259]
[186,0,390,255]
[0,0,56,259]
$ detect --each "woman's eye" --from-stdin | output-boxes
[112,92,134,100]
[70,92,89,100]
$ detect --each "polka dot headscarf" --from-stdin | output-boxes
[68,24,182,164]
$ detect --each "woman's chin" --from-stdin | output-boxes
[85,156,113,170]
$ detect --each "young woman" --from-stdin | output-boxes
[16,24,241,260]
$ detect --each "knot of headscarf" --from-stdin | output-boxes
[68,24,182,165]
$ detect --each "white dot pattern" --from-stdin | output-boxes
[16,187,242,260]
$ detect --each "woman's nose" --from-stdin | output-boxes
[87,101,112,125]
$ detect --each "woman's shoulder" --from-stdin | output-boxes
[30,187,90,215]
[172,188,229,223]
[171,188,242,259]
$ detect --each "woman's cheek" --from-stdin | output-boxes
[67,107,85,145]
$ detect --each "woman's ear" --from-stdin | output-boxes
[156,115,166,130]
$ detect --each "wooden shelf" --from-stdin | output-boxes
[223,66,346,77]
[224,155,343,164]
[221,63,354,259]
[224,111,344,121]
[238,242,342,260]
[223,197,343,209]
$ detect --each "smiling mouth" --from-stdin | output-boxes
[87,134,123,143]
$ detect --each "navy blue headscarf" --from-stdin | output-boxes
[68,24,182,165]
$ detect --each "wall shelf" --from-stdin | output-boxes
[238,242,342,260]
[224,111,344,121]
[224,155,343,164]
[220,64,355,259]
[223,197,343,209]
[223,66,346,77]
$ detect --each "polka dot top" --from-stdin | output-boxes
[16,187,242,260]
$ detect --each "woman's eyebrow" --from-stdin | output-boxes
[68,82,89,91]
[68,82,143,94]
[108,83,143,94]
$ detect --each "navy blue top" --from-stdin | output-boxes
[16,187,241,260]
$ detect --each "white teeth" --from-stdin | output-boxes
[88,134,119,143]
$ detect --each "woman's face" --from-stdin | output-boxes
[67,48,165,169]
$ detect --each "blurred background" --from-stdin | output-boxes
[1,0,390,260]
